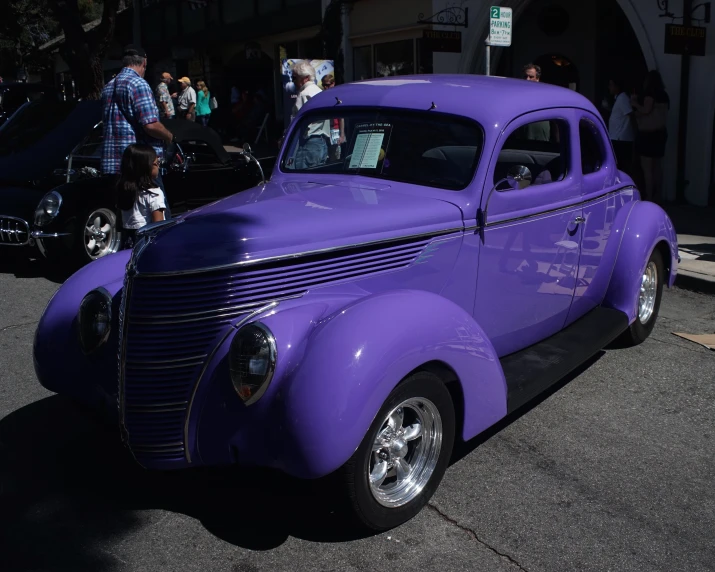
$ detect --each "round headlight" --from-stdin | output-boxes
[229,322,276,405]
[34,191,63,227]
[78,287,112,355]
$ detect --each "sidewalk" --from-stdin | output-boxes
[663,203,715,294]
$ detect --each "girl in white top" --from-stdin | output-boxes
[117,144,166,248]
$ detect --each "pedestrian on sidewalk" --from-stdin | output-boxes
[100,44,174,221]
[175,77,197,121]
[632,70,670,202]
[195,80,212,127]
[605,75,636,176]
[155,72,175,119]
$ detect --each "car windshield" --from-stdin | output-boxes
[280,108,484,190]
[0,100,76,156]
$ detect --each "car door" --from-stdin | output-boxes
[474,110,584,357]
[563,112,637,327]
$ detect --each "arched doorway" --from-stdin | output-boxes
[532,53,579,91]
[466,0,649,108]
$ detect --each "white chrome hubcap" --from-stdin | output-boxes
[84,210,118,260]
[368,397,442,508]
[638,261,658,323]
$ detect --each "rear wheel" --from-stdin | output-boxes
[341,371,455,531]
[617,248,664,347]
[77,207,122,265]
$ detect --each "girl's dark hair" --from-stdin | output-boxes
[117,144,158,211]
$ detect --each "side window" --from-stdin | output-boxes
[579,119,605,175]
[493,119,569,190]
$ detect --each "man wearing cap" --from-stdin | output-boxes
[156,72,175,119]
[100,45,175,178]
[176,77,197,121]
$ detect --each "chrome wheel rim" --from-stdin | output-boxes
[84,209,120,260]
[638,261,658,324]
[368,397,442,508]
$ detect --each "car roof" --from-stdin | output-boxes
[304,74,601,127]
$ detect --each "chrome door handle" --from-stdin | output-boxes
[573,216,586,225]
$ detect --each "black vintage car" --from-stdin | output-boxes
[0,99,275,265]
[0,82,60,127]
[0,99,102,251]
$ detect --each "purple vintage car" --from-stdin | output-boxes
[33,75,678,531]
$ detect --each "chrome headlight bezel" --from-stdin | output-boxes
[78,287,112,355]
[34,190,63,227]
[229,322,277,406]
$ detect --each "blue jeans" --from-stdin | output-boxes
[198,114,210,127]
[295,135,328,169]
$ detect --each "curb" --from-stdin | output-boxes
[674,272,715,295]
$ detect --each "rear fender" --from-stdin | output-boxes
[272,289,507,479]
[602,201,678,322]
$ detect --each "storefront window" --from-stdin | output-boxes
[374,40,414,77]
[165,6,178,40]
[417,39,433,74]
[181,1,206,35]
[354,46,373,81]
[223,0,254,23]
[258,0,282,15]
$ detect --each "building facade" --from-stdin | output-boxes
[325,0,715,207]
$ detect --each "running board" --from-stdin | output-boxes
[501,307,629,414]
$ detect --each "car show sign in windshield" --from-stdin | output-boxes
[347,123,393,170]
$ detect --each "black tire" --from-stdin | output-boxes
[616,248,664,347]
[341,371,455,531]
[76,207,123,266]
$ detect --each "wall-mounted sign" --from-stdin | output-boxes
[422,30,462,53]
[487,6,512,47]
[664,23,707,56]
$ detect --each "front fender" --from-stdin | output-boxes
[33,249,130,406]
[602,200,678,322]
[271,289,507,479]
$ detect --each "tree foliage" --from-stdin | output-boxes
[0,0,117,99]
[48,0,121,99]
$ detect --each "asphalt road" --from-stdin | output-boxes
[1,253,713,572]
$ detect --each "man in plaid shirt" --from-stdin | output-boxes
[101,45,174,176]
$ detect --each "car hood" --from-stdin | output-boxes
[135,179,464,274]
[0,185,46,220]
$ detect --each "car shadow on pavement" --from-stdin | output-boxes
[450,352,605,464]
[0,251,71,284]
[0,395,372,570]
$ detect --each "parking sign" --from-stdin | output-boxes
[488,6,513,47]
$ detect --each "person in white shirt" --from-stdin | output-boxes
[117,144,167,249]
[289,61,331,169]
[176,77,197,121]
[605,76,635,174]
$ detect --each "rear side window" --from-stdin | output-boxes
[493,119,570,190]
[579,119,605,175]
[281,108,484,190]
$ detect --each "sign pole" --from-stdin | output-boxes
[487,6,512,77]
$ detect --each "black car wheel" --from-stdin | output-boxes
[77,207,122,265]
[340,371,455,531]
[616,248,664,347]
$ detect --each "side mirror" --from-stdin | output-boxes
[506,165,532,190]
[242,142,252,154]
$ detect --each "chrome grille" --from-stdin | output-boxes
[119,233,440,466]
[0,216,29,245]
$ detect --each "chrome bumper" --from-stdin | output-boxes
[0,216,30,246]
[31,230,72,239]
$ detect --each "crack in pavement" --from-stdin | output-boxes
[0,321,38,334]
[427,503,530,571]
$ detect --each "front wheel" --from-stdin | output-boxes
[77,207,122,265]
[616,248,664,347]
[341,371,455,531]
